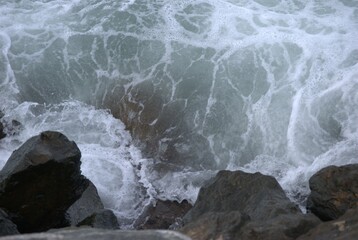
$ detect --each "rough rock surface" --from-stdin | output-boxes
[307,164,358,221]
[181,170,321,240]
[136,200,192,229]
[184,170,300,223]
[0,228,191,240]
[0,209,19,236]
[239,213,320,240]
[0,131,91,233]
[181,211,249,240]
[297,207,358,240]
[65,181,105,226]
[77,209,119,229]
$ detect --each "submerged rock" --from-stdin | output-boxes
[0,131,92,233]
[136,200,192,230]
[297,207,358,240]
[0,111,22,139]
[0,228,191,240]
[0,209,19,236]
[181,170,320,240]
[307,164,358,221]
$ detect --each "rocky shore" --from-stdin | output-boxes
[0,131,357,239]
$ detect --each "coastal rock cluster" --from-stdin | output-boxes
[180,165,358,240]
[0,131,118,236]
[0,131,357,239]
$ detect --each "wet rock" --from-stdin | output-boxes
[181,211,249,240]
[136,200,192,230]
[184,170,300,223]
[66,181,105,226]
[239,213,320,240]
[0,228,191,240]
[182,211,320,240]
[181,170,320,240]
[0,111,22,139]
[0,208,19,236]
[7,119,22,136]
[297,207,358,240]
[0,131,91,233]
[77,209,119,229]
[307,164,358,221]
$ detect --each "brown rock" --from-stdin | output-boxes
[181,211,249,240]
[136,200,192,229]
[307,164,358,221]
[297,207,358,240]
[239,213,320,240]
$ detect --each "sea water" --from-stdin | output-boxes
[0,0,357,227]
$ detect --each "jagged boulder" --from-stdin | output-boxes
[184,170,300,223]
[0,131,92,233]
[0,208,19,236]
[181,170,320,240]
[307,164,358,221]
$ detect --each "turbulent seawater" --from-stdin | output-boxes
[1,0,358,228]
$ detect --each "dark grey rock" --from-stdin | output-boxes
[0,228,191,240]
[307,164,358,221]
[181,170,321,240]
[184,170,300,223]
[77,209,119,230]
[66,181,104,226]
[0,209,19,237]
[0,131,90,233]
[297,207,358,240]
